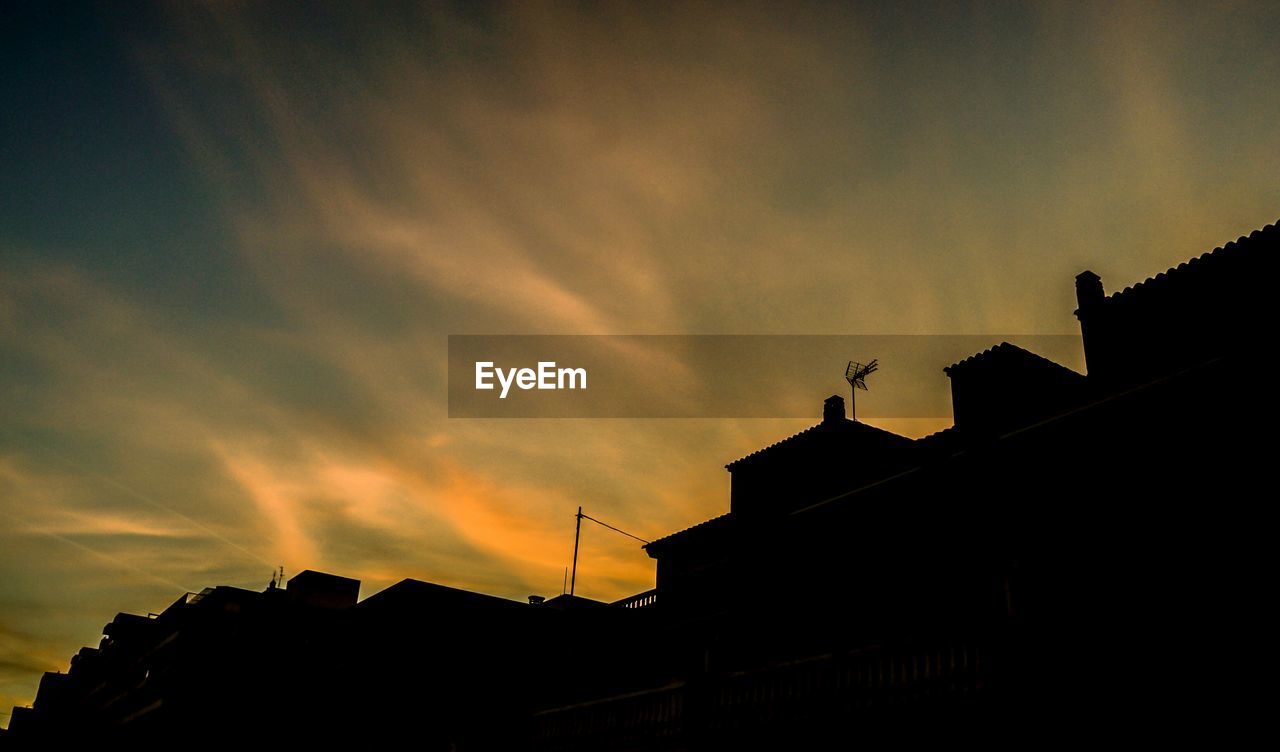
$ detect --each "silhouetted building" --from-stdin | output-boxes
[5,219,1276,749]
[285,569,360,608]
[1074,226,1275,389]
[728,394,917,516]
[943,342,1087,435]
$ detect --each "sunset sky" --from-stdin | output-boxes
[3,0,1279,718]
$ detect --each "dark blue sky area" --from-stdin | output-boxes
[1,2,250,314]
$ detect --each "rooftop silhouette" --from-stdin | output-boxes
[2,219,1275,749]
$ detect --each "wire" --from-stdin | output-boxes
[579,512,650,544]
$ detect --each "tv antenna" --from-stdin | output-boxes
[844,359,878,420]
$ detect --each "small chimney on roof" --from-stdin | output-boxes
[1075,270,1104,313]
[823,394,845,424]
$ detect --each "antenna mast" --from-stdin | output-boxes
[844,359,879,420]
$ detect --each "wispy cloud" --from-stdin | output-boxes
[3,0,1279,721]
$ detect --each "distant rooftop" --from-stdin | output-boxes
[725,416,914,471]
[944,342,1084,380]
[359,578,526,612]
[644,513,733,554]
[1100,219,1278,305]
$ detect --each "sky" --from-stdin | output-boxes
[2,0,1279,720]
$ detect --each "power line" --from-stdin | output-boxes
[580,512,649,544]
[567,506,649,597]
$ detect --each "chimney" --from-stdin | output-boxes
[823,394,845,424]
[1075,270,1104,316]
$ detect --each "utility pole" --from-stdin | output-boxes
[564,505,648,598]
[569,505,582,596]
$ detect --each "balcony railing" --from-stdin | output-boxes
[529,642,988,743]
[611,589,658,609]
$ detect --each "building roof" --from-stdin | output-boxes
[943,342,1083,381]
[724,418,914,471]
[542,594,610,609]
[1102,219,1278,305]
[286,569,361,608]
[913,425,963,454]
[643,513,733,554]
[358,579,526,612]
